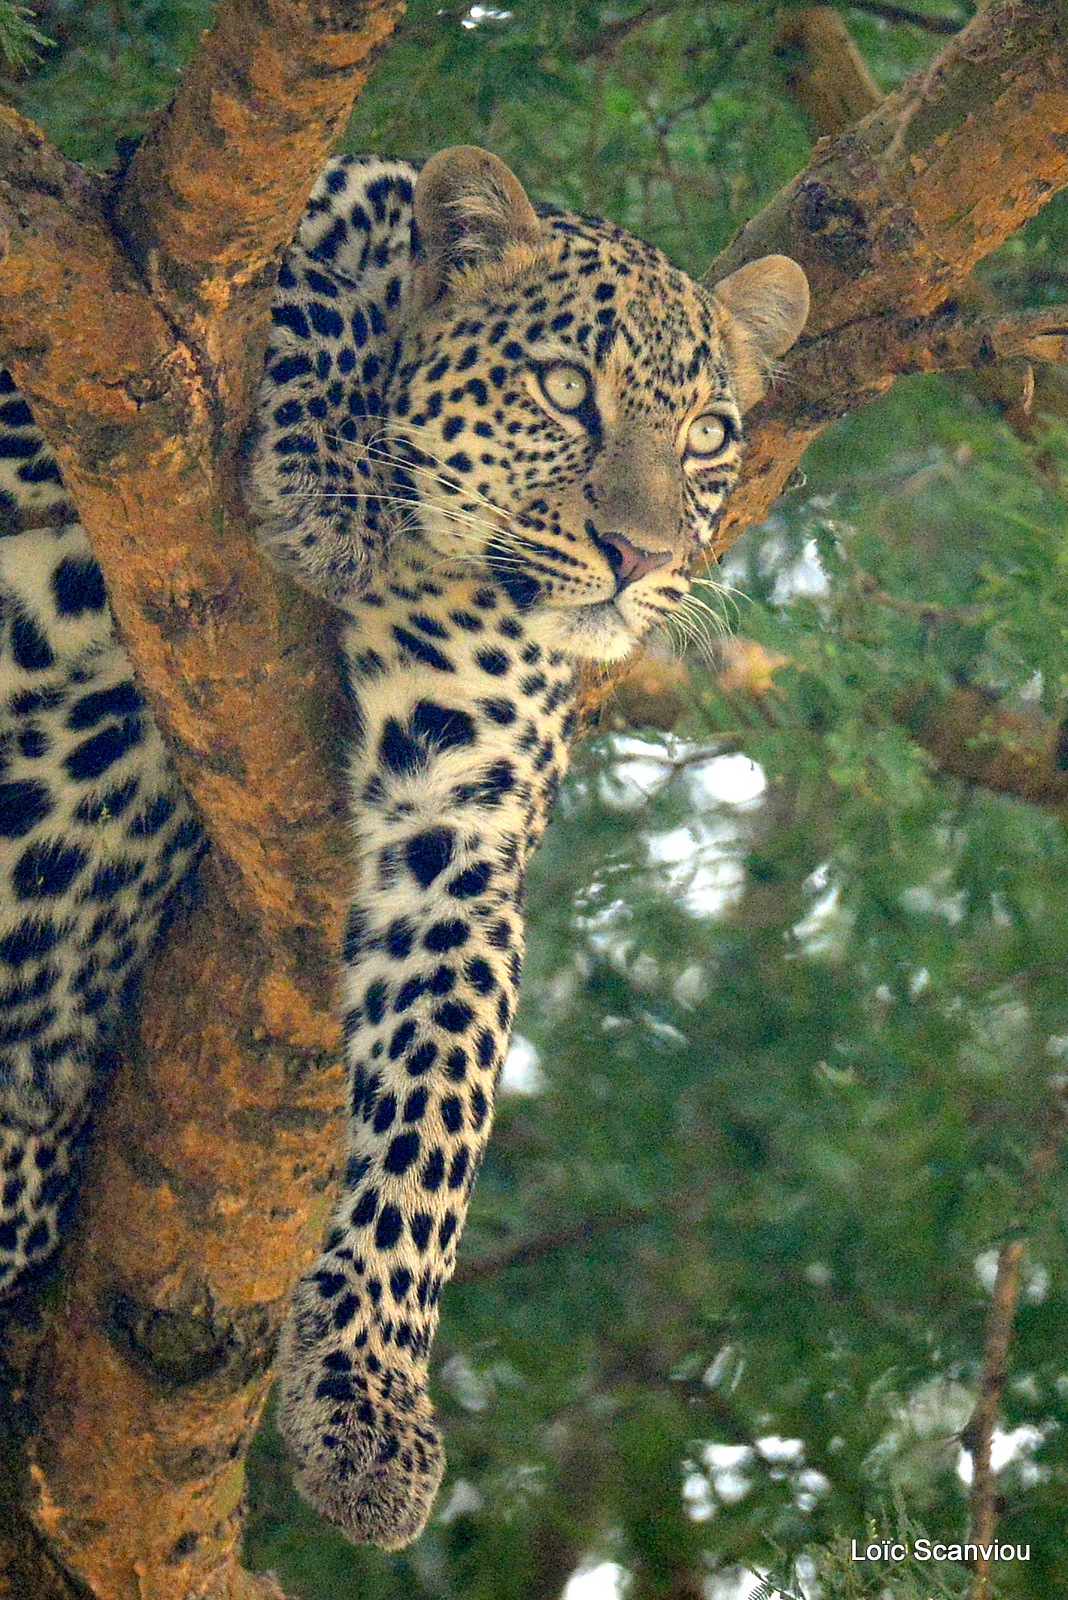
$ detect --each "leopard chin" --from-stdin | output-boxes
[537,599,647,662]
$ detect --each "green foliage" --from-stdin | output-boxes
[1,2,211,163]
[340,1,813,272]
[0,3,51,70]
[11,2,1068,1596]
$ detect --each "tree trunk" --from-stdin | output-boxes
[0,2,1066,1594]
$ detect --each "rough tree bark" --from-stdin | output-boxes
[0,2,1067,1596]
[711,0,1068,546]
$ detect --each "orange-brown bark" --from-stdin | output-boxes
[965,1237,1024,1600]
[116,0,405,436]
[0,102,350,945]
[27,863,345,1598]
[774,7,882,140]
[0,106,350,1590]
[0,1,1066,1595]
[963,1097,1068,1598]
[779,302,1068,422]
[772,3,1068,461]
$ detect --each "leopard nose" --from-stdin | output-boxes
[593,530,673,589]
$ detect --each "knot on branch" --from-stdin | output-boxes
[106,1283,280,1389]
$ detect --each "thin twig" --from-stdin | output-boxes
[455,1206,650,1282]
[1022,1092,1068,1202]
[666,1576,706,1600]
[963,1088,1068,1598]
[457,1177,738,1282]
[984,262,1068,302]
[851,568,987,625]
[845,0,965,32]
[964,1237,1023,1595]
[576,0,672,63]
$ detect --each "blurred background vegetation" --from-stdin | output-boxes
[3,2,1067,1596]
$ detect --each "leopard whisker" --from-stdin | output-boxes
[661,594,723,668]
[691,572,745,629]
[291,489,513,551]
[316,422,561,570]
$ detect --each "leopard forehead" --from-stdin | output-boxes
[406,210,735,416]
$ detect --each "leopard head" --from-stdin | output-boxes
[388,146,809,661]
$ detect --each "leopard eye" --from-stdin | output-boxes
[538,363,591,412]
[685,412,732,459]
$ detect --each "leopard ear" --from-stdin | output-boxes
[708,255,810,411]
[412,146,542,310]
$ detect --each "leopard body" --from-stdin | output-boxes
[0,144,807,1550]
[0,386,201,1298]
[246,147,806,1546]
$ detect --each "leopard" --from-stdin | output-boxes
[245,145,808,1548]
[0,141,806,1551]
[0,383,203,1302]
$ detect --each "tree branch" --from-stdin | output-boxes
[0,1,409,941]
[775,8,882,140]
[620,646,1068,817]
[705,0,1068,554]
[0,8,404,1593]
[3,0,1066,1590]
[851,569,987,626]
[0,0,406,941]
[455,1206,651,1283]
[963,1090,1068,1598]
[115,0,404,432]
[714,2,1068,334]
[844,0,966,33]
[894,684,1068,813]
[780,303,1068,423]
[575,2,673,64]
[0,106,351,949]
[773,4,1068,463]
[964,1235,1023,1592]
